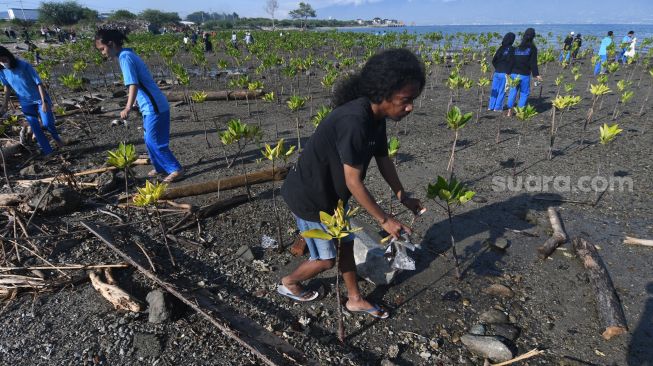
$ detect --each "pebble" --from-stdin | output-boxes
[488,324,520,341]
[469,324,486,335]
[419,351,432,359]
[479,309,509,324]
[483,284,514,298]
[387,344,400,359]
[460,334,515,362]
[146,290,171,324]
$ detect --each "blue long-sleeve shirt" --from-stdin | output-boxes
[598,36,613,56]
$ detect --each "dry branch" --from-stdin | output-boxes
[573,237,628,340]
[624,236,653,247]
[161,167,288,200]
[537,207,568,259]
[89,269,141,312]
[163,89,264,102]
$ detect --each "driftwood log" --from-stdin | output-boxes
[573,237,628,340]
[81,220,312,366]
[624,236,653,247]
[537,207,568,259]
[163,90,264,102]
[89,269,141,312]
[161,167,288,200]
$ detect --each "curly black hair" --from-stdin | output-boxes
[94,29,129,47]
[333,48,425,107]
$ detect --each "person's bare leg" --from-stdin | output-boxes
[282,259,334,299]
[339,240,387,316]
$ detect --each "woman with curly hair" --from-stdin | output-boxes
[278,48,425,319]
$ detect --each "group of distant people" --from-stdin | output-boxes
[558,31,583,63]
[594,30,637,75]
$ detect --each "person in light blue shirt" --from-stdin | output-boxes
[0,45,62,155]
[594,31,613,75]
[95,29,183,183]
[616,31,634,64]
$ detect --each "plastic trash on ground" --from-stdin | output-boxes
[260,235,278,249]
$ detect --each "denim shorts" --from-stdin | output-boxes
[294,214,355,261]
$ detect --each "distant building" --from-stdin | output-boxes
[6,8,39,21]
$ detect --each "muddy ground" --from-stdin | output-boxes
[0,42,652,366]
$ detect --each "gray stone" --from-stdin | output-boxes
[483,283,514,298]
[235,245,255,262]
[469,324,486,335]
[488,324,520,341]
[491,238,510,250]
[380,359,397,366]
[28,186,82,215]
[132,332,162,359]
[19,164,40,177]
[387,344,400,359]
[95,171,117,194]
[351,218,398,285]
[146,290,171,324]
[479,309,509,324]
[460,334,515,362]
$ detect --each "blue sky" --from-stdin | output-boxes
[6,0,653,25]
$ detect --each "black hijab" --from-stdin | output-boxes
[519,28,536,49]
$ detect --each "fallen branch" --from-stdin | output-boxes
[573,237,628,340]
[537,207,568,259]
[163,89,264,102]
[0,263,128,272]
[89,269,141,312]
[624,236,653,247]
[489,348,545,366]
[81,220,305,366]
[14,158,149,187]
[161,167,288,200]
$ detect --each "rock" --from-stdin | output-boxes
[441,289,461,301]
[419,351,432,359]
[235,245,255,262]
[469,324,486,335]
[19,164,40,177]
[351,218,398,285]
[479,309,509,324]
[488,324,520,341]
[146,290,171,324]
[380,359,397,366]
[132,332,162,358]
[95,171,117,194]
[27,185,82,215]
[112,90,127,98]
[387,344,400,359]
[491,238,510,250]
[483,284,514,298]
[460,334,515,362]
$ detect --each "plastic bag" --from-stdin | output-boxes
[385,232,417,271]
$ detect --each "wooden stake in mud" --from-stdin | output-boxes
[537,207,568,259]
[573,237,628,340]
[81,221,303,366]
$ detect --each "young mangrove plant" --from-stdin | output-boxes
[476,77,490,122]
[220,119,261,198]
[612,80,633,120]
[311,105,332,129]
[445,106,473,178]
[426,176,475,280]
[582,83,611,146]
[190,91,211,148]
[133,180,176,267]
[261,138,296,253]
[262,92,279,138]
[595,123,623,204]
[512,104,538,174]
[638,69,653,116]
[386,136,401,213]
[549,95,580,160]
[107,143,137,218]
[287,95,307,150]
[301,200,360,343]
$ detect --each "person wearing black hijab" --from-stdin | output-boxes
[507,28,542,115]
[488,32,515,111]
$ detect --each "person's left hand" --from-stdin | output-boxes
[120,107,131,120]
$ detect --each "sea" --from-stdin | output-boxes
[330,24,653,50]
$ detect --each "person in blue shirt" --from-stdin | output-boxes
[506,28,542,115]
[594,31,613,75]
[94,29,183,183]
[0,46,63,155]
[488,32,515,111]
[616,31,634,64]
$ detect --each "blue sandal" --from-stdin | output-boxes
[346,303,390,319]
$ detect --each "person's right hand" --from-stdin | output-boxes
[380,216,412,240]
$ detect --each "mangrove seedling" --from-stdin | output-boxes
[287,95,307,150]
[595,123,623,205]
[445,106,473,178]
[612,90,634,120]
[133,180,176,267]
[311,105,332,128]
[426,176,475,280]
[476,77,490,122]
[638,69,653,116]
[582,83,611,146]
[512,104,538,174]
[107,142,137,218]
[190,91,211,147]
[387,136,401,213]
[301,199,360,343]
[220,119,262,198]
[548,95,580,160]
[261,138,296,253]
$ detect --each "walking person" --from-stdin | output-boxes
[488,32,515,111]
[559,32,574,63]
[0,46,63,155]
[278,49,426,319]
[507,28,542,115]
[571,33,582,60]
[594,31,613,75]
[616,31,634,64]
[95,29,183,183]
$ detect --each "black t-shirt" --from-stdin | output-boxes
[281,97,388,222]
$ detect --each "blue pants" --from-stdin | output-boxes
[616,49,627,63]
[143,110,181,174]
[559,50,571,62]
[507,74,531,108]
[594,54,608,75]
[488,72,507,111]
[22,103,61,155]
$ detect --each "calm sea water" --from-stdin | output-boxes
[333,24,653,49]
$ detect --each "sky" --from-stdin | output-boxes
[4,0,653,25]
